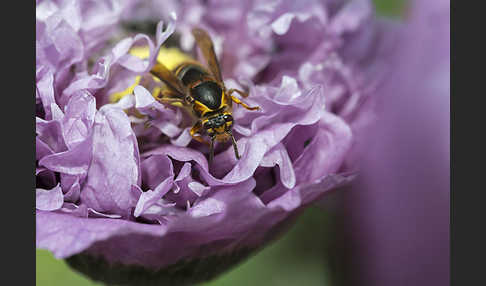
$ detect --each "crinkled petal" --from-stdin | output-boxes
[173,162,192,193]
[189,198,225,218]
[188,181,210,197]
[39,132,92,176]
[222,84,326,184]
[142,145,240,188]
[36,210,168,259]
[137,198,181,224]
[260,143,296,189]
[80,105,141,216]
[61,17,176,105]
[132,85,183,138]
[36,184,64,211]
[134,85,166,114]
[170,128,193,147]
[36,70,57,120]
[271,12,298,35]
[141,154,174,190]
[36,117,67,153]
[119,17,177,73]
[88,208,122,219]
[63,176,80,203]
[36,137,54,160]
[166,162,204,207]
[61,91,96,148]
[143,145,208,173]
[260,111,352,204]
[134,177,174,217]
[293,112,353,184]
[36,16,84,74]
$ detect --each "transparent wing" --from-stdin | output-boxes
[150,62,188,98]
[191,28,224,85]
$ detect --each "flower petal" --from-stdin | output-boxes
[36,184,63,211]
[140,154,174,190]
[80,105,141,216]
[61,91,96,148]
[173,162,192,194]
[134,177,174,218]
[36,71,56,120]
[260,143,296,189]
[61,16,176,105]
[36,137,54,160]
[36,210,168,259]
[260,111,352,204]
[189,198,225,218]
[188,181,210,197]
[36,117,67,154]
[271,13,296,35]
[143,145,208,173]
[39,132,92,176]
[62,175,80,203]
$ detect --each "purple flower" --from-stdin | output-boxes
[36,0,399,284]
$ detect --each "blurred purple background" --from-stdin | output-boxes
[338,0,449,285]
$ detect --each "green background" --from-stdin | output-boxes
[36,1,404,285]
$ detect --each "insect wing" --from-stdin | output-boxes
[150,62,188,98]
[191,28,224,85]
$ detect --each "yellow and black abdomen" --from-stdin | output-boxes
[174,63,225,117]
[191,81,223,111]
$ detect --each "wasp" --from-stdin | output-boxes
[149,28,259,164]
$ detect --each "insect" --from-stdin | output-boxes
[149,28,259,164]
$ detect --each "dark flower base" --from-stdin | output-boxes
[66,247,256,286]
[65,213,300,286]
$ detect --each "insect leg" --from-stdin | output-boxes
[209,136,215,165]
[227,88,249,98]
[227,89,259,110]
[190,122,210,146]
[158,95,186,107]
[229,131,240,160]
[229,95,260,111]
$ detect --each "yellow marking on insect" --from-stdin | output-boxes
[215,132,231,142]
[170,102,185,108]
[215,126,225,133]
[151,86,162,99]
[218,91,227,109]
[109,47,194,103]
[194,101,212,116]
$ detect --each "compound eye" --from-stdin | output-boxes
[203,121,213,129]
[223,114,233,122]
